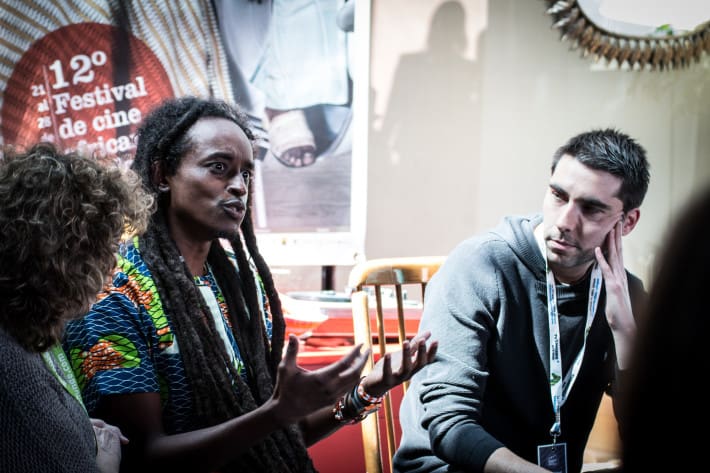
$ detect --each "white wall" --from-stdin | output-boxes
[365,0,710,285]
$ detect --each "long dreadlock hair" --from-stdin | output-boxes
[131,96,315,473]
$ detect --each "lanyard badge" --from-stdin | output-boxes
[536,225,602,473]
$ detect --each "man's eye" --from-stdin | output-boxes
[241,170,252,183]
[581,205,602,216]
[209,162,226,172]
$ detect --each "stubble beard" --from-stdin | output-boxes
[548,247,594,267]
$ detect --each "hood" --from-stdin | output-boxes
[490,213,546,279]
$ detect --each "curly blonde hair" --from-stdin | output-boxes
[0,143,154,352]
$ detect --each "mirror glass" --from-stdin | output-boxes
[579,0,710,36]
[545,0,710,70]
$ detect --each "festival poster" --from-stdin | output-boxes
[0,1,231,163]
[0,0,365,266]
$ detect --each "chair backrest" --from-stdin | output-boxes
[347,256,445,473]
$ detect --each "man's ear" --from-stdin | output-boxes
[621,208,640,236]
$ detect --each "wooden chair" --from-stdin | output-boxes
[347,256,445,473]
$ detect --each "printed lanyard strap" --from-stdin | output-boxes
[536,225,602,442]
[42,344,86,412]
[545,264,602,441]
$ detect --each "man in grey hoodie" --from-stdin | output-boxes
[394,129,649,473]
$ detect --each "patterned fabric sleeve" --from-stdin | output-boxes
[64,238,272,432]
[63,246,163,415]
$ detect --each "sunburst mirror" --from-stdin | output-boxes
[545,0,710,70]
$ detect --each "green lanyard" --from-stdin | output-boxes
[41,344,86,413]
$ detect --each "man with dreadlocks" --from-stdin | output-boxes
[63,96,437,473]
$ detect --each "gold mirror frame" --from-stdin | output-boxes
[545,0,710,70]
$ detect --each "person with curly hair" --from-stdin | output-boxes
[0,143,154,473]
[63,96,438,473]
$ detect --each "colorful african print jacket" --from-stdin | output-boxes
[63,237,272,434]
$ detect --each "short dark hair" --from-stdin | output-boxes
[0,143,153,352]
[552,128,650,211]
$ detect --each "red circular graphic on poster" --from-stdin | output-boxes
[2,22,173,158]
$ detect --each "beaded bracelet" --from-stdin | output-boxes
[356,378,384,405]
[333,378,385,424]
[333,395,366,424]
